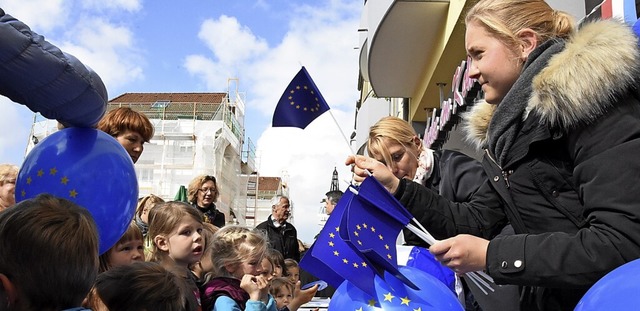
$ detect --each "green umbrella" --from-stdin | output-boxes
[174,185,189,203]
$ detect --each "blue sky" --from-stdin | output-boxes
[0,0,361,243]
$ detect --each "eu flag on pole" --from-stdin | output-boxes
[272,66,330,129]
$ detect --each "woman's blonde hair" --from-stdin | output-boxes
[187,175,219,204]
[99,221,144,273]
[0,163,18,186]
[367,116,421,172]
[465,0,575,51]
[208,225,269,278]
[97,107,154,142]
[136,194,165,219]
[146,201,203,262]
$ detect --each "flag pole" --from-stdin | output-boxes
[327,110,354,155]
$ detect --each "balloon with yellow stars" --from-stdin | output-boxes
[16,128,138,254]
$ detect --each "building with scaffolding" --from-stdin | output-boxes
[27,82,258,225]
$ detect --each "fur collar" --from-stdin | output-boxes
[463,20,640,149]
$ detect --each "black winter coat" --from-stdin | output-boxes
[256,215,300,262]
[402,149,495,247]
[395,20,640,310]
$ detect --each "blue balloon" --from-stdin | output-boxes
[575,259,640,311]
[16,128,138,254]
[375,265,463,311]
[329,280,383,310]
[406,246,456,293]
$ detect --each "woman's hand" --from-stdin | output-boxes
[240,274,270,303]
[345,155,400,193]
[429,234,489,274]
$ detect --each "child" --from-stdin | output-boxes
[147,201,205,309]
[191,222,219,284]
[99,221,145,272]
[283,259,299,286]
[84,221,146,310]
[269,278,294,311]
[265,248,286,278]
[0,194,98,310]
[95,261,199,311]
[200,225,277,311]
[135,194,165,240]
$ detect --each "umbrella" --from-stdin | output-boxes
[174,185,189,203]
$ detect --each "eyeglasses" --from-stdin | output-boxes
[198,188,216,194]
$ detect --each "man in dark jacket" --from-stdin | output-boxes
[256,195,300,261]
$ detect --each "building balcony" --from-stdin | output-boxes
[360,0,471,122]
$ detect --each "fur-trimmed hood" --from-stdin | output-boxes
[464,20,640,148]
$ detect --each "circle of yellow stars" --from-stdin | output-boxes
[353,222,394,262]
[288,85,323,112]
[21,166,78,200]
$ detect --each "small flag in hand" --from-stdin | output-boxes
[300,189,378,297]
[272,66,330,129]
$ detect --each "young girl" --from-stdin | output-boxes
[147,201,205,309]
[283,259,299,286]
[200,225,276,311]
[83,221,146,310]
[99,221,145,273]
[269,278,293,311]
[191,223,219,284]
[265,248,286,278]
[135,194,165,240]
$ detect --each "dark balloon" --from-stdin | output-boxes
[16,128,138,254]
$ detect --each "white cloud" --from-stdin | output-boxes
[80,0,142,12]
[0,98,33,165]
[1,0,70,33]
[197,15,269,66]
[58,17,144,93]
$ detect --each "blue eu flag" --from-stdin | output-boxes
[300,189,378,297]
[272,66,330,129]
[341,179,417,290]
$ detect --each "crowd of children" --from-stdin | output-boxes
[0,107,323,311]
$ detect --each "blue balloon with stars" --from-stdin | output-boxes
[16,128,138,254]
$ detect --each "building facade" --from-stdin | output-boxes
[27,89,259,225]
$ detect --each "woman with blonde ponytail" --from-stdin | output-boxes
[348,0,640,309]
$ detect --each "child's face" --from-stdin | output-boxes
[230,253,265,279]
[286,267,300,284]
[260,257,274,282]
[166,217,204,266]
[274,287,293,309]
[108,239,144,267]
[273,264,283,277]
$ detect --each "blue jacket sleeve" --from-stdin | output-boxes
[0,9,107,127]
[213,295,277,311]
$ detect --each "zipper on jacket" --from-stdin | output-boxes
[485,149,511,188]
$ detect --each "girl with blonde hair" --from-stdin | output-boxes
[200,225,276,311]
[147,201,205,309]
